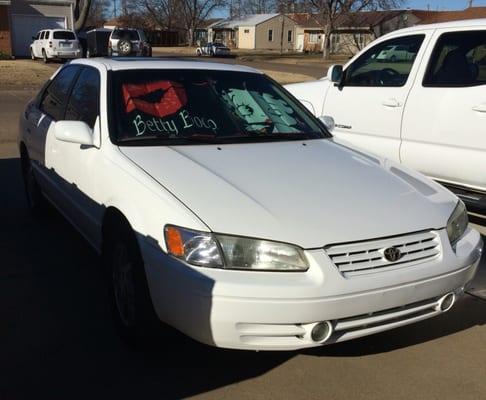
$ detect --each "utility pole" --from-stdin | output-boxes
[468,0,474,8]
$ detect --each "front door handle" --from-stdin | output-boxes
[382,98,401,108]
[472,103,486,113]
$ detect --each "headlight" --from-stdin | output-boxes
[446,200,468,247]
[164,225,308,271]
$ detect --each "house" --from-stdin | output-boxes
[0,0,75,57]
[209,13,298,50]
[195,18,223,45]
[287,13,325,53]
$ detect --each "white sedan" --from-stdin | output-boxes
[18,58,482,350]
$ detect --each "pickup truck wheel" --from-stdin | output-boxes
[21,153,47,215]
[104,220,160,344]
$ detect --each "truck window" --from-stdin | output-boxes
[344,35,424,87]
[423,30,486,87]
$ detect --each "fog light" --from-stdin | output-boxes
[310,321,333,343]
[437,293,455,312]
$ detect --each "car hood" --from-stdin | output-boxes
[120,139,456,248]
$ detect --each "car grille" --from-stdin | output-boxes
[325,230,441,277]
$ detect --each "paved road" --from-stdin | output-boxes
[2,88,486,399]
[151,50,328,79]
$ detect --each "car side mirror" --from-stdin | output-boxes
[54,121,94,146]
[327,64,344,84]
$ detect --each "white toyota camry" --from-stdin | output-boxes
[18,58,483,350]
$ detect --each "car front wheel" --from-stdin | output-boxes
[104,220,160,344]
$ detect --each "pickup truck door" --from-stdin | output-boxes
[46,66,103,245]
[322,33,429,162]
[400,28,486,193]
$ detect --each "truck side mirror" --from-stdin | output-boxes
[327,64,344,84]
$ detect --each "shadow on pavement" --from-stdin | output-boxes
[0,157,291,398]
[1,156,485,398]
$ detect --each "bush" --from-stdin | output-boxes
[0,51,11,60]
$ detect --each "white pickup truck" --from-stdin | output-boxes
[286,19,486,215]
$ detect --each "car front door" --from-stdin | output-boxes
[33,65,81,206]
[401,28,486,193]
[322,33,429,162]
[46,66,102,241]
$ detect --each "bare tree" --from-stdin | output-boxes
[74,0,93,31]
[85,0,110,28]
[309,0,404,59]
[179,0,227,45]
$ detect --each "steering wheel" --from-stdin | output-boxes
[378,68,400,86]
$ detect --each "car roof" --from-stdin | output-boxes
[382,18,486,38]
[70,57,263,74]
[40,29,74,32]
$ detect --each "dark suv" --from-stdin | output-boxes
[108,28,152,57]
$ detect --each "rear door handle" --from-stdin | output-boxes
[382,98,401,108]
[472,103,486,113]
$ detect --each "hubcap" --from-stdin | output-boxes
[112,244,136,327]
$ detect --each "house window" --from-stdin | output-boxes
[244,29,250,34]
[309,33,319,43]
[268,29,273,42]
[287,30,292,42]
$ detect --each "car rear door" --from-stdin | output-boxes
[322,32,430,162]
[401,27,486,193]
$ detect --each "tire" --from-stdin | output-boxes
[104,219,160,344]
[117,39,132,56]
[30,48,35,60]
[21,151,47,216]
[196,49,202,56]
[42,49,48,63]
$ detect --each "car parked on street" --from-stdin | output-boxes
[196,42,231,57]
[376,44,416,62]
[18,58,482,350]
[108,28,152,57]
[286,19,486,216]
[30,29,82,63]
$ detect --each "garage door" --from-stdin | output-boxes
[11,15,66,57]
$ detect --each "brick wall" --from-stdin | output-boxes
[0,5,11,55]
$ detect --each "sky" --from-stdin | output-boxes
[405,0,486,10]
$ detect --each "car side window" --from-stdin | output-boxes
[45,31,50,40]
[39,66,80,121]
[35,32,40,40]
[65,67,100,129]
[423,30,486,87]
[344,35,425,87]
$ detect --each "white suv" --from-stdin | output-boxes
[30,29,82,63]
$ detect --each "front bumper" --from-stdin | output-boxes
[141,227,483,350]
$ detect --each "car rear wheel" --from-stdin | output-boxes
[42,49,48,63]
[21,151,47,215]
[30,49,35,60]
[104,219,160,344]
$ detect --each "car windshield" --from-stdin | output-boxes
[53,31,75,40]
[112,69,329,145]
[112,29,139,40]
